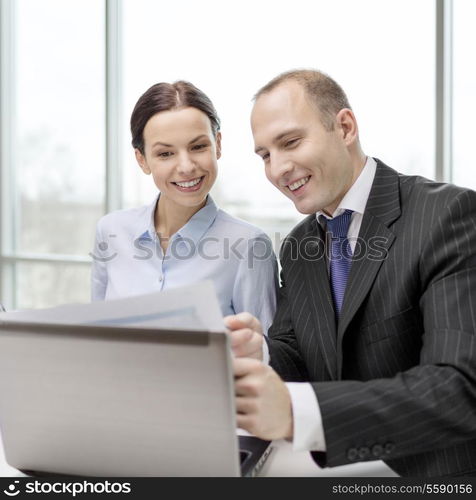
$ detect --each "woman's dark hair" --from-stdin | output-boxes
[130,80,221,154]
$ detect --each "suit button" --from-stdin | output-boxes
[347,447,359,462]
[384,442,395,455]
[371,444,384,458]
[358,446,370,460]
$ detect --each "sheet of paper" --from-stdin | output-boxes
[0,280,225,332]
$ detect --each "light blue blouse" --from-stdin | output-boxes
[91,195,278,332]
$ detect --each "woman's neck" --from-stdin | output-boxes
[155,195,207,252]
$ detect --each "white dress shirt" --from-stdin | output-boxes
[91,194,278,333]
[285,156,377,451]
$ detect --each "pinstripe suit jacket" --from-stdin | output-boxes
[268,160,476,477]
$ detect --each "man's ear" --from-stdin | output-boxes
[135,149,151,175]
[336,108,358,146]
[215,132,222,160]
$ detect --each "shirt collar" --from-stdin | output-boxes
[135,194,218,244]
[316,156,377,222]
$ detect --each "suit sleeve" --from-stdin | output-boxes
[267,242,310,382]
[312,190,476,467]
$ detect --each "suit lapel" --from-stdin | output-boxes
[301,217,338,380]
[336,160,402,375]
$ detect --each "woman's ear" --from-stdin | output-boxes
[135,149,151,175]
[215,132,222,160]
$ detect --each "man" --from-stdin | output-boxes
[225,69,476,477]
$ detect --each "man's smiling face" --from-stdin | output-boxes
[251,80,356,216]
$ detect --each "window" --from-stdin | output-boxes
[453,0,476,189]
[3,0,471,311]
[122,0,435,240]
[1,0,105,308]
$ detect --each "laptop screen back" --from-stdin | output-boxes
[0,322,241,477]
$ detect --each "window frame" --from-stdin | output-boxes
[0,0,456,310]
[0,0,121,309]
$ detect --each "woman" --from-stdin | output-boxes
[91,81,277,332]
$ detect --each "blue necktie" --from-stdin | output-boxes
[326,209,353,318]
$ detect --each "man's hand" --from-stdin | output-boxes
[224,312,264,360]
[234,357,293,441]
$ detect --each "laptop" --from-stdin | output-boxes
[0,320,272,477]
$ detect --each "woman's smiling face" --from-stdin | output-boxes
[135,106,220,209]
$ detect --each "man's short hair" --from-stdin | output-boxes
[254,69,351,131]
